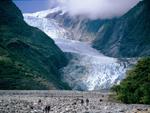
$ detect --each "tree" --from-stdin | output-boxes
[112,57,150,104]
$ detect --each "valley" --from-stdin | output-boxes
[0,0,150,112]
[24,10,136,91]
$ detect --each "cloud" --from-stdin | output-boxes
[59,0,141,19]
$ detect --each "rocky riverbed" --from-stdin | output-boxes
[0,90,150,113]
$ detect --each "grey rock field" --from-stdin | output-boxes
[0,90,149,113]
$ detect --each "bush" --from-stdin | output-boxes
[0,56,12,65]
[112,57,150,104]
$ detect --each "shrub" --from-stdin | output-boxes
[112,57,150,104]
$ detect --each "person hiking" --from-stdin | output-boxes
[86,99,89,106]
[44,105,51,113]
[81,99,84,105]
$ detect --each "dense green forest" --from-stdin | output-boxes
[0,0,70,90]
[112,57,150,104]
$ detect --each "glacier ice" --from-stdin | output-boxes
[60,53,133,90]
[23,10,136,91]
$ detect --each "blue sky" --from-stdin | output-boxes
[13,0,56,13]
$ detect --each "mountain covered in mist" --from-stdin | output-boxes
[23,3,136,90]
[35,0,150,58]
[25,6,106,42]
[0,0,70,90]
[93,0,150,57]
[22,0,150,90]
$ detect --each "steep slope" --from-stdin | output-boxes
[93,0,150,57]
[47,12,106,42]
[0,0,70,90]
[24,7,106,42]
[23,10,136,91]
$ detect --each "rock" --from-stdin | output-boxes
[0,91,150,113]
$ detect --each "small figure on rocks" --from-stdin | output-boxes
[100,99,103,102]
[81,99,84,105]
[86,99,89,106]
[38,99,41,104]
[44,105,51,113]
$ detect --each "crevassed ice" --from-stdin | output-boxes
[60,54,130,90]
[24,16,69,39]
[23,10,135,91]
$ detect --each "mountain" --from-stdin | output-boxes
[23,7,136,91]
[0,0,70,90]
[46,13,106,42]
[93,0,150,57]
[25,6,106,42]
[25,0,150,58]
[7,0,149,90]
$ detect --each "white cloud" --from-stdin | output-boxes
[59,0,141,19]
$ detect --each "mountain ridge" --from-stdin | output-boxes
[0,0,70,90]
[93,0,150,57]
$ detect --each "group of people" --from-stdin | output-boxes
[42,98,90,113]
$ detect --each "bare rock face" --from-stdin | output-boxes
[0,91,149,113]
[93,0,150,57]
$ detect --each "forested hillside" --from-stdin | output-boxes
[0,0,70,90]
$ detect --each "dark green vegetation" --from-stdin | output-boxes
[112,57,150,104]
[0,0,70,90]
[93,0,150,57]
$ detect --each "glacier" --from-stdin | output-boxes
[23,10,136,91]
